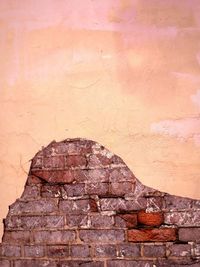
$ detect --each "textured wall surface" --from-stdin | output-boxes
[1,0,200,238]
[0,139,200,267]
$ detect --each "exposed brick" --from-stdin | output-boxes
[107,260,153,267]
[168,244,191,257]
[31,170,74,184]
[164,195,200,211]
[109,167,136,182]
[57,261,104,267]
[2,231,31,244]
[79,229,124,243]
[66,215,88,228]
[71,245,90,258]
[85,183,109,196]
[33,230,76,244]
[21,185,40,200]
[143,244,166,257]
[179,228,200,242]
[66,155,87,168]
[63,183,85,197]
[115,213,137,228]
[59,199,97,214]
[128,228,177,242]
[43,156,65,169]
[47,245,69,257]
[26,175,43,185]
[24,245,44,257]
[164,211,200,226]
[100,198,146,212]
[146,196,164,212]
[31,156,43,169]
[9,199,57,215]
[138,210,164,226]
[74,169,109,183]
[1,245,21,257]
[0,260,10,267]
[41,185,61,198]
[109,182,134,196]
[117,244,140,258]
[94,244,116,257]
[87,154,112,168]
[14,260,57,267]
[90,214,113,228]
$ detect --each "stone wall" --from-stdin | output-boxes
[0,138,200,267]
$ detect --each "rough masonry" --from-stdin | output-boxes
[0,138,200,267]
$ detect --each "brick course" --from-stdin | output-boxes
[0,138,199,266]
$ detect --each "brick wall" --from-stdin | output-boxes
[0,138,200,267]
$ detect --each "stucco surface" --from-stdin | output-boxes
[0,0,200,238]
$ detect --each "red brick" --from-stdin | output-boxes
[87,154,112,168]
[79,229,124,243]
[0,260,10,267]
[128,228,177,242]
[31,170,74,184]
[41,185,61,198]
[71,245,90,258]
[2,231,31,244]
[179,227,200,242]
[47,245,69,257]
[24,245,45,257]
[94,244,116,257]
[65,155,87,168]
[1,245,21,257]
[31,157,43,169]
[109,167,136,182]
[34,230,76,244]
[109,182,134,196]
[59,199,97,214]
[43,156,65,169]
[138,210,164,226]
[63,183,85,197]
[74,169,109,183]
[21,185,40,200]
[115,214,137,228]
[14,260,57,267]
[85,183,109,196]
[26,175,43,185]
[66,215,88,228]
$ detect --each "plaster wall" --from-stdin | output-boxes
[0,0,200,237]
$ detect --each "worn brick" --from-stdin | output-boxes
[138,210,164,226]
[57,261,104,267]
[9,199,57,215]
[179,228,200,242]
[2,231,31,244]
[115,213,137,228]
[146,196,164,212]
[41,185,61,198]
[43,156,65,169]
[90,214,113,228]
[24,245,44,257]
[87,154,112,168]
[165,195,200,211]
[143,244,166,257]
[71,245,90,258]
[66,215,88,228]
[1,245,21,257]
[65,155,87,168]
[31,157,43,169]
[109,182,134,196]
[47,245,69,257]
[128,228,177,242]
[63,183,85,197]
[26,175,43,185]
[0,260,10,267]
[94,244,116,257]
[31,170,74,184]
[100,198,146,212]
[14,260,57,267]
[34,230,76,244]
[168,244,191,257]
[109,167,136,182]
[107,260,153,267]
[79,229,124,243]
[164,211,200,226]
[85,183,109,196]
[59,199,97,214]
[74,169,109,183]
[21,185,40,200]
[118,244,140,258]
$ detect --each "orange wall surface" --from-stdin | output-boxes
[0,0,200,238]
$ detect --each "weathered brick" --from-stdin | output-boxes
[79,229,124,243]
[87,154,112,168]
[100,198,146,212]
[66,215,88,228]
[31,170,74,184]
[34,230,76,244]
[57,261,104,267]
[43,156,65,169]
[26,175,43,185]
[47,245,69,257]
[0,260,10,267]
[143,244,166,257]
[1,245,21,257]
[63,183,85,197]
[59,199,97,214]
[109,167,136,182]
[71,245,90,258]
[109,182,134,196]
[9,199,57,215]
[164,195,200,211]
[107,260,153,267]
[146,196,164,212]
[128,228,177,242]
[138,210,164,226]
[21,185,40,200]
[179,228,200,242]
[24,245,44,257]
[5,215,64,229]
[85,183,109,196]
[90,214,113,228]
[168,243,191,257]
[164,211,200,226]
[41,185,61,198]
[74,169,109,183]
[2,231,31,244]
[31,156,43,169]
[94,244,116,257]
[65,155,87,168]
[14,260,57,267]
[117,244,140,258]
[115,214,137,228]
